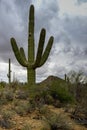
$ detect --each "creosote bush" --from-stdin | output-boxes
[13,100,34,116]
[0,110,15,129]
[15,90,29,99]
[4,90,14,101]
[22,123,31,130]
[0,88,14,106]
[29,83,74,105]
[50,82,75,103]
[40,106,73,130]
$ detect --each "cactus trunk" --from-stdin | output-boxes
[10,5,54,86]
[27,68,35,85]
[7,58,11,83]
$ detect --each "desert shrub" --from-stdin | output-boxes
[28,84,55,106]
[40,106,73,130]
[29,80,75,105]
[25,81,74,106]
[1,110,14,120]
[41,107,73,130]
[0,88,14,105]
[0,81,6,88]
[39,105,50,115]
[29,99,39,110]
[22,123,31,130]
[0,84,4,91]
[4,90,14,101]
[10,80,20,88]
[14,101,34,116]
[0,119,12,129]
[44,94,54,105]
[40,121,51,130]
[14,105,28,116]
[36,89,54,105]
[70,84,87,127]
[27,85,47,107]
[44,112,73,130]
[50,82,74,103]
[0,110,14,129]
[15,90,29,99]
[13,99,19,106]
[0,97,8,105]
[53,100,62,108]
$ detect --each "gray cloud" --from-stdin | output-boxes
[62,16,87,46]
[35,0,59,30]
[0,0,26,62]
[77,0,87,4]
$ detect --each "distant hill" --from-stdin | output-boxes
[39,75,66,86]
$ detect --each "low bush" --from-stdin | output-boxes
[28,81,74,105]
[0,88,14,105]
[50,82,75,103]
[0,119,12,129]
[0,97,8,105]
[44,111,73,130]
[0,110,14,129]
[15,90,29,100]
[4,90,14,101]
[40,106,73,130]
[22,123,31,130]
[14,101,34,116]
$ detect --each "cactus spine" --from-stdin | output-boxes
[7,58,11,83]
[10,5,54,86]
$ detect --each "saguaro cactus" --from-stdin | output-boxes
[10,5,54,86]
[65,74,67,81]
[7,58,11,83]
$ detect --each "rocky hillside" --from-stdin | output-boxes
[0,76,87,129]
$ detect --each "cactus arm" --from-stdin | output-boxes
[11,38,28,67]
[28,5,35,64]
[39,36,54,67]
[33,28,46,68]
[20,47,27,62]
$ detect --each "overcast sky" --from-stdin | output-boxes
[0,0,87,83]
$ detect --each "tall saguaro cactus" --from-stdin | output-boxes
[7,58,11,83]
[10,5,54,86]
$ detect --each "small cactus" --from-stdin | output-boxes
[7,59,11,83]
[10,5,54,86]
[65,74,67,81]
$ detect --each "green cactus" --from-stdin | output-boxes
[7,58,11,83]
[10,5,54,86]
[65,74,67,81]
